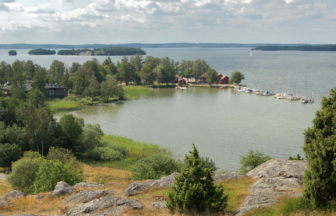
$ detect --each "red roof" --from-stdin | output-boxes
[199,73,207,78]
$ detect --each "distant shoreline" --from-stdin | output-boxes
[1,43,331,49]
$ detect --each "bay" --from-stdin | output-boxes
[1,48,334,170]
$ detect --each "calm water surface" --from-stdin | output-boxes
[1,48,334,170]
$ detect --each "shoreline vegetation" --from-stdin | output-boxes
[57,47,146,56]
[252,44,336,51]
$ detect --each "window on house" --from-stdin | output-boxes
[49,90,54,96]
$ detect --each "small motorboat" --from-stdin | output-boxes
[263,91,275,96]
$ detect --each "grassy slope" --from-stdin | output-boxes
[123,86,150,100]
[46,100,82,111]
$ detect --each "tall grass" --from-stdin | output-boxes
[0,180,12,196]
[123,86,150,100]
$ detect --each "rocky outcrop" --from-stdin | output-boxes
[65,195,120,216]
[125,173,179,196]
[0,190,26,207]
[74,182,103,189]
[63,190,114,204]
[52,181,76,197]
[214,171,246,181]
[116,198,143,209]
[246,159,307,180]
[236,159,307,216]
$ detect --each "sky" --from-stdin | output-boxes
[0,0,335,44]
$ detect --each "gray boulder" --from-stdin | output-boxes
[66,195,120,216]
[236,160,307,216]
[125,173,179,196]
[214,172,246,181]
[5,170,11,174]
[63,190,114,204]
[246,159,307,180]
[149,201,166,209]
[52,181,76,197]
[116,199,143,210]
[74,182,103,189]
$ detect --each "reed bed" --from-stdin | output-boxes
[123,86,150,100]
[46,99,82,111]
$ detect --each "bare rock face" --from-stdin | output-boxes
[125,173,179,196]
[246,159,307,180]
[236,160,307,216]
[52,181,76,197]
[63,190,114,204]
[116,198,143,210]
[73,182,103,189]
[214,172,246,181]
[65,195,120,216]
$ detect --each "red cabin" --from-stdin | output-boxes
[178,79,186,84]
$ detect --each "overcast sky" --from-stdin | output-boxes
[0,0,335,44]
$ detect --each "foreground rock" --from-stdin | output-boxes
[116,198,143,209]
[214,172,246,181]
[125,173,179,196]
[0,190,26,207]
[149,201,167,209]
[66,195,120,216]
[236,159,307,216]
[63,190,114,204]
[52,181,76,197]
[74,182,103,189]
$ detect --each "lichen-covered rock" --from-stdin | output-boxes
[125,173,179,196]
[52,181,76,197]
[246,159,307,180]
[149,201,166,209]
[66,195,120,216]
[236,160,307,216]
[74,182,103,189]
[34,195,45,200]
[214,172,246,181]
[116,199,143,210]
[0,190,26,207]
[63,190,114,204]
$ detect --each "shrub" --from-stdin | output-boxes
[239,150,272,174]
[24,151,42,158]
[81,124,104,152]
[86,147,123,161]
[6,155,43,194]
[34,159,83,193]
[289,154,304,160]
[0,143,21,168]
[131,154,182,180]
[167,144,228,213]
[47,147,81,169]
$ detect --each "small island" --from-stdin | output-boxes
[252,45,336,51]
[8,50,17,56]
[57,47,146,56]
[28,49,56,55]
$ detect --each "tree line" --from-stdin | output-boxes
[28,49,56,55]
[252,45,336,51]
[57,47,146,56]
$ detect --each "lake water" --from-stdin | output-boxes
[1,48,335,170]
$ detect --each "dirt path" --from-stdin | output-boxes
[0,173,6,181]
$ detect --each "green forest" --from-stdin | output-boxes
[57,47,146,56]
[252,45,336,51]
[28,49,56,55]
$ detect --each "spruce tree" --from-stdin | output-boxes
[303,87,336,207]
[166,144,228,213]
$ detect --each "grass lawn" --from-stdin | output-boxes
[46,99,82,111]
[123,85,150,100]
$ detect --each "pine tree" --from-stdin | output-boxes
[166,144,228,213]
[303,87,336,207]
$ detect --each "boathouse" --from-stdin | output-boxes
[199,73,207,83]
[178,79,186,85]
[213,74,229,84]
